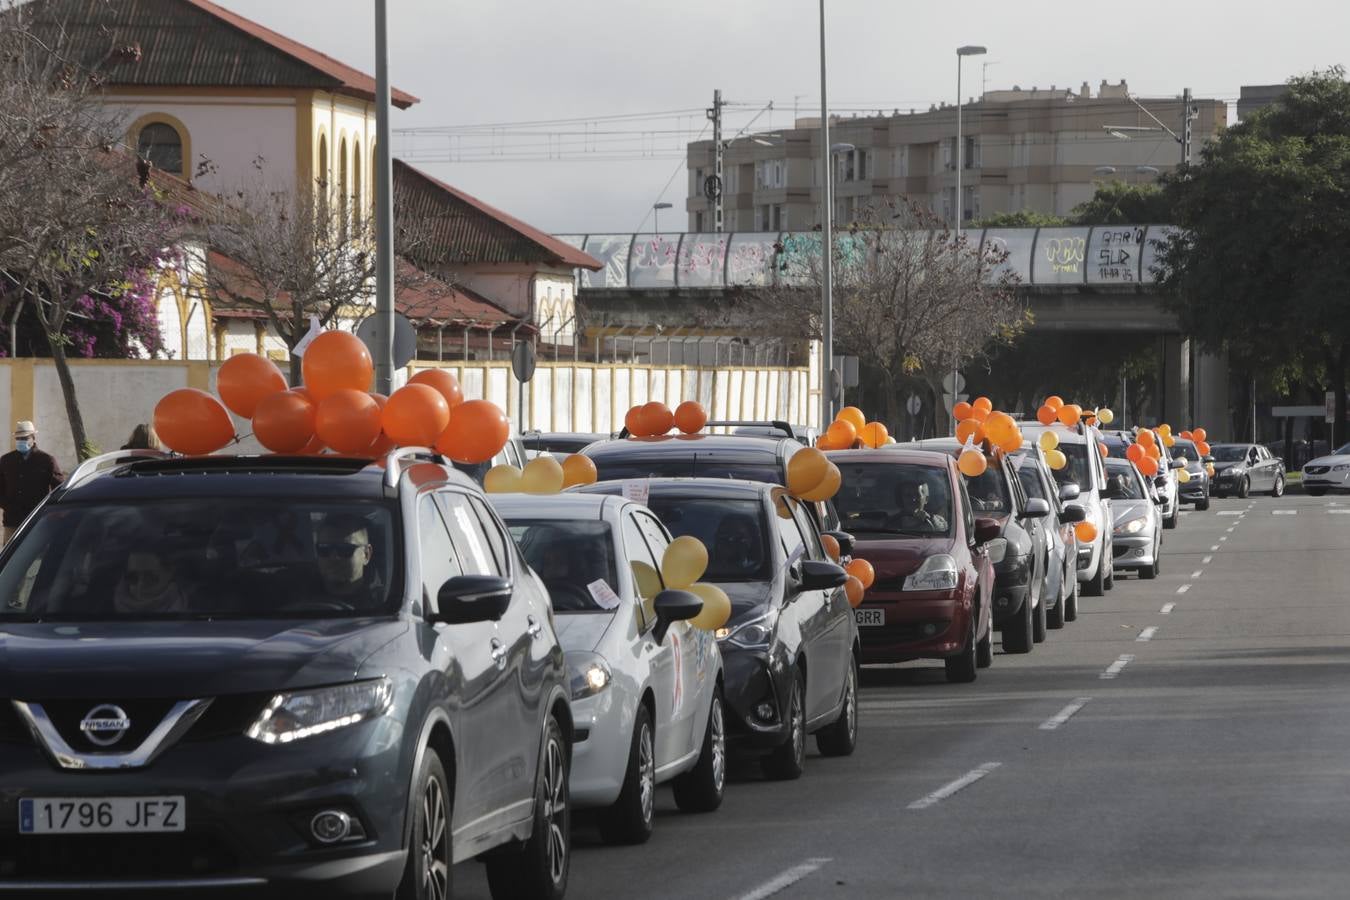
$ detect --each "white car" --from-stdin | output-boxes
[490,492,726,845]
[1020,421,1115,596]
[1303,442,1350,495]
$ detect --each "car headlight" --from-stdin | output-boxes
[718,608,778,649]
[983,537,1008,564]
[1335,465,1350,472]
[247,678,393,745]
[903,553,958,592]
[565,651,612,700]
[1114,516,1147,535]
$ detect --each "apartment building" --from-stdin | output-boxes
[686,80,1226,231]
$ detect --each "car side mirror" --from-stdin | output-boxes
[1203,455,1215,464]
[1169,458,1186,470]
[1058,482,1081,502]
[973,516,1002,544]
[798,559,848,592]
[430,575,512,624]
[1154,493,1166,505]
[822,530,855,558]
[1060,503,1086,524]
[1154,475,1168,487]
[1022,497,1050,518]
[651,589,704,644]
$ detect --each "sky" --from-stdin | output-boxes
[214,0,1349,235]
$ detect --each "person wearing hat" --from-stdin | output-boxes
[0,421,64,543]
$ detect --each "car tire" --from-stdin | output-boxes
[945,619,978,684]
[1238,477,1250,499]
[1140,557,1158,579]
[1031,588,1048,643]
[1047,583,1066,630]
[1196,494,1211,511]
[975,611,994,667]
[1083,555,1106,597]
[485,715,570,900]
[1063,577,1079,622]
[1308,488,1327,497]
[817,656,860,753]
[598,706,655,845]
[1164,507,1179,529]
[1001,595,1033,654]
[673,688,726,813]
[397,749,453,900]
[761,670,807,781]
[1272,475,1285,497]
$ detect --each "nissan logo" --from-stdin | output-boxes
[79,704,131,747]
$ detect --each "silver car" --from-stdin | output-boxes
[1303,442,1350,496]
[1012,447,1087,629]
[1104,458,1164,579]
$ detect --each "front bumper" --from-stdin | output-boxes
[1111,533,1156,569]
[1179,478,1209,502]
[991,557,1031,627]
[565,688,630,809]
[720,644,794,754]
[854,591,968,664]
[0,717,410,895]
[1303,469,1350,490]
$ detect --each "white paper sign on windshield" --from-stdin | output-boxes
[622,479,650,506]
[587,579,622,610]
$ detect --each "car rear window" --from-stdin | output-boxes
[964,465,1010,514]
[1172,441,1200,462]
[506,519,619,613]
[1211,446,1248,462]
[0,500,400,620]
[645,497,772,582]
[1105,462,1147,500]
[834,462,952,536]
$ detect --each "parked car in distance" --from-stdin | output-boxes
[1100,429,1181,529]
[1302,442,1350,496]
[1104,457,1164,579]
[522,432,609,459]
[828,449,996,682]
[574,478,858,781]
[0,449,571,899]
[1211,443,1287,498]
[1011,446,1087,629]
[491,493,726,845]
[1170,438,1212,510]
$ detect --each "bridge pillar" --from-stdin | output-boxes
[1193,347,1231,440]
[1162,335,1190,427]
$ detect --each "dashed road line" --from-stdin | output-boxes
[1191,570,1204,578]
[1220,537,1228,542]
[1160,602,1176,614]
[1210,545,1220,551]
[1226,526,1237,533]
[1137,626,1158,642]
[1202,555,1213,564]
[907,763,1002,810]
[1100,654,1135,679]
[1218,510,1245,517]
[1330,510,1350,515]
[734,858,834,900]
[1039,698,1092,731]
[1273,509,1298,516]
[1177,584,1191,594]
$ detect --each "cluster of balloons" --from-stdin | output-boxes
[152,332,511,464]
[1179,427,1212,458]
[483,453,598,494]
[952,397,1025,454]
[785,447,843,502]
[1037,429,1068,472]
[818,406,892,450]
[624,400,708,437]
[629,535,731,631]
[843,558,874,608]
[1033,395,1115,429]
[1126,428,1166,477]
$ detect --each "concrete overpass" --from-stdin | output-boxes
[554,227,1227,432]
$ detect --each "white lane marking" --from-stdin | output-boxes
[1202,555,1213,564]
[1137,626,1158,642]
[1180,511,1193,516]
[1177,584,1191,594]
[907,763,1002,810]
[734,858,834,900]
[1218,510,1244,516]
[1210,545,1220,551]
[1160,602,1176,614]
[1226,527,1236,533]
[1273,510,1298,516]
[1191,570,1204,579]
[1039,697,1092,731]
[1220,536,1228,542]
[1330,510,1350,515]
[1100,654,1135,679]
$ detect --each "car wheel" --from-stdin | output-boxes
[1272,475,1285,498]
[975,608,994,667]
[1047,581,1066,630]
[1001,595,1033,654]
[1308,488,1327,497]
[761,670,806,781]
[1237,477,1250,499]
[1083,554,1106,597]
[1164,507,1179,529]
[817,655,859,753]
[1196,494,1211,511]
[1031,586,1048,643]
[945,614,978,683]
[673,688,726,813]
[485,715,570,900]
[1104,555,1115,590]
[1063,576,1079,623]
[1140,557,1158,579]
[397,749,452,900]
[598,706,655,845]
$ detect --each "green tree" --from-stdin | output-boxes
[1070,181,1172,225]
[1158,69,1350,445]
[972,210,1068,229]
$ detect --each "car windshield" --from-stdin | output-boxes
[1105,462,1146,500]
[833,462,952,536]
[1212,446,1250,462]
[1333,443,1350,456]
[1172,441,1200,462]
[506,520,619,613]
[593,456,783,484]
[645,497,772,582]
[1013,458,1049,502]
[0,500,399,620]
[1049,443,1091,490]
[964,464,1010,514]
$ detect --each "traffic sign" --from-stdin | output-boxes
[356,313,416,368]
[512,339,537,384]
[942,371,966,394]
[906,394,922,416]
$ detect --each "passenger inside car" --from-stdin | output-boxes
[115,549,185,615]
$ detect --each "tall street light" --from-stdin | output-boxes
[818,0,835,428]
[954,45,986,238]
[373,0,395,393]
[653,201,673,233]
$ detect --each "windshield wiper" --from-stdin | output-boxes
[851,526,936,536]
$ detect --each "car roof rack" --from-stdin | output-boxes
[65,449,171,490]
[708,420,796,438]
[382,446,446,488]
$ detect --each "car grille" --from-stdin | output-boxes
[38,699,178,753]
[183,694,269,742]
[0,702,30,744]
[0,831,238,879]
[1306,465,1329,475]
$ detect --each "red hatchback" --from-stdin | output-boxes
[828,449,997,683]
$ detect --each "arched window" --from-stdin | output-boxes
[338,136,349,238]
[317,133,328,189]
[352,142,363,228]
[137,122,183,176]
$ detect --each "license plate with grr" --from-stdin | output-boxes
[854,609,884,626]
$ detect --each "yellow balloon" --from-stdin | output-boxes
[1096,408,1115,425]
[1163,434,1176,448]
[688,582,732,631]
[836,406,866,432]
[483,464,523,493]
[662,535,709,589]
[1176,468,1191,483]
[631,560,662,600]
[1045,448,1068,471]
[1157,423,1172,435]
[884,436,896,445]
[1205,463,1215,477]
[787,447,830,496]
[1038,430,1060,451]
[519,456,565,494]
[560,453,598,487]
[958,448,987,477]
[798,461,841,501]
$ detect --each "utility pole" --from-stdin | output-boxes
[707,90,724,232]
[372,0,395,394]
[818,0,834,427]
[1181,86,1194,167]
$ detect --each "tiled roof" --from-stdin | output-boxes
[396,261,521,327]
[395,160,601,270]
[20,0,418,107]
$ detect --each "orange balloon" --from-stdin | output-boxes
[436,399,510,464]
[1195,440,1211,457]
[1058,404,1082,427]
[972,396,993,413]
[1075,521,1098,543]
[970,405,990,423]
[253,389,317,453]
[826,419,857,449]
[561,453,599,487]
[154,388,235,456]
[298,434,327,456]
[316,388,384,455]
[1192,427,1208,443]
[844,575,865,608]
[625,405,646,437]
[216,353,287,419]
[640,402,674,437]
[1137,428,1156,446]
[955,418,985,445]
[1044,395,1064,410]
[836,407,867,432]
[821,534,841,561]
[1036,404,1057,426]
[674,400,708,434]
[364,393,396,457]
[984,411,1015,440]
[1179,430,1193,441]
[859,422,889,448]
[799,461,842,501]
[1085,415,1098,427]
[301,331,373,403]
[1098,441,1109,458]
[1126,444,1146,463]
[997,431,1023,454]
[1147,443,1162,460]
[845,558,875,589]
[952,401,974,421]
[1138,456,1159,477]
[409,369,465,410]
[383,383,450,447]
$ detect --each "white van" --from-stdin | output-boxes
[1020,421,1115,596]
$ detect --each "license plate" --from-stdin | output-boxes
[854,609,885,626]
[20,796,185,834]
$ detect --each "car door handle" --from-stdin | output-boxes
[527,616,544,639]
[490,639,508,668]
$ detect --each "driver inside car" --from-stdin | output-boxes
[313,514,383,609]
[115,549,186,615]
[890,479,947,533]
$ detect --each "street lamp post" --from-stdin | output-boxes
[372,0,395,394]
[954,45,986,237]
[653,201,673,234]
[818,0,834,428]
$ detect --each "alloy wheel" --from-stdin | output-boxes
[638,723,655,827]
[843,665,857,743]
[420,774,449,900]
[543,735,568,886]
[710,698,726,794]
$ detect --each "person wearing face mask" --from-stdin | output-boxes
[0,421,64,544]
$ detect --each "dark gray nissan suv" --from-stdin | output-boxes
[0,450,571,899]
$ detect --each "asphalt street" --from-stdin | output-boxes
[454,490,1350,899]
